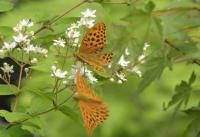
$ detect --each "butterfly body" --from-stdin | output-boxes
[75,71,109,135]
[75,22,113,77]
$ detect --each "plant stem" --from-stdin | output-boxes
[164,39,200,66]
[7,92,75,128]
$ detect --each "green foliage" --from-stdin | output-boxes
[0,0,14,12]
[0,110,30,123]
[58,105,81,123]
[0,85,18,95]
[167,72,196,111]
[0,0,200,137]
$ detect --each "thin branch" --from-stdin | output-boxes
[7,92,75,128]
[164,39,200,66]
[153,7,200,16]
[34,0,88,35]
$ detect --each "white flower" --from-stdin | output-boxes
[128,66,142,77]
[53,38,66,47]
[118,55,130,67]
[116,72,127,81]
[84,69,98,83]
[117,80,123,84]
[51,65,67,79]
[1,63,14,73]
[13,19,33,32]
[138,55,145,63]
[24,68,29,73]
[34,46,48,55]
[144,43,150,51]
[20,19,33,27]
[13,33,28,43]
[78,18,95,28]
[23,45,35,53]
[68,23,79,30]
[30,58,38,64]
[69,62,83,80]
[13,25,23,32]
[2,42,16,50]
[125,48,130,55]
[110,78,115,82]
[66,30,80,39]
[81,9,96,18]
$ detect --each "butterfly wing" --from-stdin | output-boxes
[76,52,112,77]
[75,71,109,135]
[79,22,106,54]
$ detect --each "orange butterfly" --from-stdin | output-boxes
[74,71,109,135]
[74,22,113,77]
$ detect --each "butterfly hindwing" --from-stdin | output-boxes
[75,71,109,136]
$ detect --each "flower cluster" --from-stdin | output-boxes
[63,9,96,47]
[51,62,97,85]
[51,9,97,84]
[0,62,14,84]
[51,65,68,79]
[0,19,48,64]
[110,43,150,84]
[53,38,66,48]
[69,62,97,84]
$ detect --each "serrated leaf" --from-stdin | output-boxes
[167,72,196,110]
[0,110,31,123]
[0,85,19,95]
[0,1,14,12]
[59,105,81,123]
[137,57,167,92]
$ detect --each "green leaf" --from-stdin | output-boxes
[0,110,31,123]
[184,106,200,137]
[0,26,13,38]
[27,93,53,114]
[184,106,200,116]
[167,72,196,110]
[0,1,14,12]
[145,1,155,12]
[137,57,168,92]
[59,105,81,123]
[188,71,196,85]
[0,85,19,95]
[21,117,45,136]
[0,126,10,137]
[187,27,200,43]
[6,126,32,137]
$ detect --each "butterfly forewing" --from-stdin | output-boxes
[75,71,109,136]
[80,23,106,54]
[76,22,113,77]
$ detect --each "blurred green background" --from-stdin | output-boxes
[0,0,200,137]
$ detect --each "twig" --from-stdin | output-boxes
[34,0,88,35]
[7,92,75,128]
[153,7,200,16]
[164,39,200,65]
